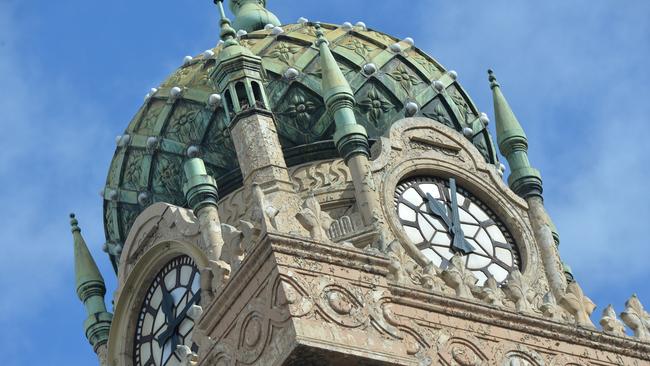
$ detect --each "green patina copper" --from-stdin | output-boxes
[71,214,113,352]
[316,25,369,161]
[183,157,219,211]
[213,0,270,122]
[229,0,281,33]
[489,69,542,199]
[102,17,501,270]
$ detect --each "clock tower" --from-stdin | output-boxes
[71,1,650,365]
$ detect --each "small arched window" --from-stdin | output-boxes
[235,82,248,111]
[251,81,265,109]
[224,89,235,114]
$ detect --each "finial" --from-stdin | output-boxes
[314,23,328,46]
[214,0,238,47]
[229,0,281,33]
[70,213,80,233]
[487,68,542,199]
[70,214,113,354]
[488,69,500,88]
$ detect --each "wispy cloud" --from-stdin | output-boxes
[0,2,116,363]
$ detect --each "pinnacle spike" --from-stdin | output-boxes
[488,69,542,198]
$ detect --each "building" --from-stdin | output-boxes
[70,1,650,365]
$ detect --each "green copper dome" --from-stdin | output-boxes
[102,21,499,270]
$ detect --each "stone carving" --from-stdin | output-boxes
[559,281,596,329]
[289,159,351,192]
[387,237,446,292]
[327,215,355,240]
[549,354,589,366]
[220,224,245,272]
[539,292,564,322]
[441,254,477,300]
[439,337,489,366]
[295,194,333,241]
[205,276,294,365]
[251,183,279,231]
[503,270,535,314]
[620,294,650,340]
[493,344,546,366]
[177,345,198,366]
[599,305,626,337]
[476,275,506,307]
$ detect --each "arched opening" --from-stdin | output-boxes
[251,81,265,109]
[235,81,249,111]
[224,89,235,115]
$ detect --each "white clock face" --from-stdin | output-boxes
[395,177,520,285]
[134,256,201,366]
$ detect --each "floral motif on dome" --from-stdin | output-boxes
[152,154,183,197]
[267,42,301,65]
[283,94,317,130]
[359,86,394,128]
[164,102,210,144]
[409,51,442,80]
[339,38,377,61]
[136,101,164,134]
[389,64,422,95]
[122,150,145,191]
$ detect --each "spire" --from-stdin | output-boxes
[316,24,369,161]
[214,0,239,48]
[71,214,112,354]
[229,0,281,32]
[488,69,542,198]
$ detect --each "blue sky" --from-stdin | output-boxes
[0,1,648,364]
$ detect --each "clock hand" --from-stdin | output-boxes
[448,178,475,255]
[425,192,452,228]
[156,285,176,347]
[157,290,202,346]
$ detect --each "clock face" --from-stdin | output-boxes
[134,255,201,366]
[394,176,520,285]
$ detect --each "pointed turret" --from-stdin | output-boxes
[213,0,270,124]
[229,0,281,32]
[488,69,542,199]
[316,24,382,227]
[316,25,369,161]
[71,214,112,359]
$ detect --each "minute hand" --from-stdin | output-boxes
[449,179,475,254]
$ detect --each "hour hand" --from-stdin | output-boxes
[425,193,452,228]
[157,285,175,346]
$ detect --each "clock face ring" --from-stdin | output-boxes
[133,255,201,366]
[394,176,520,285]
